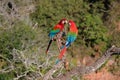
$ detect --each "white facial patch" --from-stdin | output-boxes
[69,23,71,25]
[62,21,65,24]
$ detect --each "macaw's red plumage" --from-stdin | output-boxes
[58,20,78,61]
[46,18,68,54]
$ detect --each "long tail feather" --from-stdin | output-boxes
[46,40,52,54]
[58,47,67,59]
[55,59,60,64]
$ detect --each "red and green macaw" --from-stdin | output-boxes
[46,18,68,54]
[56,20,78,64]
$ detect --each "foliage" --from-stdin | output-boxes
[31,0,109,50]
[0,0,119,79]
[0,72,14,80]
[106,1,120,47]
[0,22,36,56]
[111,31,120,47]
[79,13,108,47]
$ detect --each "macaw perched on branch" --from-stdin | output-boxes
[46,18,68,54]
[56,20,78,64]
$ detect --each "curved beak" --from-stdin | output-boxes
[65,20,68,24]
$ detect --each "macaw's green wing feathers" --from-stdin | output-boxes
[65,20,78,47]
[46,18,67,55]
[48,29,60,39]
[46,29,60,54]
[56,20,78,62]
[66,32,77,47]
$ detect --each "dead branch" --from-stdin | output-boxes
[43,31,66,80]
[13,70,30,80]
[0,54,14,74]
[51,45,120,80]
[0,66,14,74]
[43,60,63,80]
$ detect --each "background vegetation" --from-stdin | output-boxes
[0,0,119,79]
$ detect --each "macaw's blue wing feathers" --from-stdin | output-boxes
[46,29,60,54]
[56,20,78,61]
[48,29,60,39]
[46,18,67,55]
[65,41,71,48]
[66,32,77,47]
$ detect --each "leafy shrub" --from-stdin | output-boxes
[111,31,120,47]
[78,13,108,47]
[0,22,36,56]
[31,0,109,49]
[0,72,14,80]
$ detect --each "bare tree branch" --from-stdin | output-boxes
[43,60,63,80]
[51,45,120,80]
[0,54,14,73]
[13,70,30,80]
[43,31,66,80]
